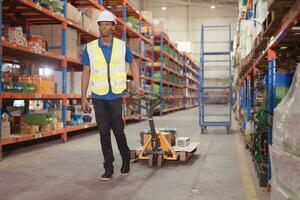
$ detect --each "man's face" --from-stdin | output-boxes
[98,22,115,37]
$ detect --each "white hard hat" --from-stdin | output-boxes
[97,10,116,24]
[2,63,12,72]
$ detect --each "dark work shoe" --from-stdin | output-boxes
[120,161,130,176]
[101,169,114,181]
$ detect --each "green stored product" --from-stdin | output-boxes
[153,46,160,51]
[144,72,151,77]
[25,113,54,125]
[52,0,64,13]
[126,16,139,32]
[276,86,290,105]
[153,84,160,95]
[23,83,37,93]
[3,82,13,92]
[38,0,54,8]
[152,71,161,80]
[254,109,273,129]
[264,86,290,106]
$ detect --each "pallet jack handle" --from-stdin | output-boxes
[128,91,164,152]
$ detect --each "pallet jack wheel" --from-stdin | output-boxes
[148,154,155,168]
[201,127,207,134]
[201,127,204,134]
[157,154,165,168]
[226,127,231,134]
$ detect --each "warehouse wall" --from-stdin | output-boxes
[145,3,238,80]
[147,5,238,61]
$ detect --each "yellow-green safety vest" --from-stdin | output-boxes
[86,38,127,95]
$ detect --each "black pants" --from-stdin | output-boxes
[93,98,130,170]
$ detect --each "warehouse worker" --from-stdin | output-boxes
[81,10,144,181]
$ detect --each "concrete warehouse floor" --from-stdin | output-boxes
[0,108,270,200]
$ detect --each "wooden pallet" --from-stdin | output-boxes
[130,142,199,162]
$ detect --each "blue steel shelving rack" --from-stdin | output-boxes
[0,0,3,160]
[0,0,107,159]
[184,53,200,109]
[237,0,300,184]
[152,33,194,116]
[199,24,232,134]
[0,0,155,159]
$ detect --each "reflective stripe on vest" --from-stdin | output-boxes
[87,38,126,95]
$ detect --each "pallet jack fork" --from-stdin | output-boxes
[128,92,198,167]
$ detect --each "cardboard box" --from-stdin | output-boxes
[30,25,80,59]
[29,125,40,134]
[143,132,171,146]
[66,3,82,25]
[141,11,152,22]
[57,122,64,130]
[20,124,29,134]
[82,14,92,32]
[1,122,11,139]
[176,137,190,147]
[66,110,72,121]
[81,8,102,21]
[40,124,53,132]
[128,38,139,53]
[48,108,62,121]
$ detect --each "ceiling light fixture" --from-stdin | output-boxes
[161,6,167,11]
[211,0,216,9]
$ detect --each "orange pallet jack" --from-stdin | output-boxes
[128,92,199,168]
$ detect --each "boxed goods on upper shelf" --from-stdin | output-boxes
[80,7,102,34]
[141,11,152,22]
[28,35,47,53]
[66,3,82,25]
[153,18,165,33]
[254,0,268,23]
[7,27,27,47]
[30,25,80,59]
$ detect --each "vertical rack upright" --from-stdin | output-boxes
[236,0,300,185]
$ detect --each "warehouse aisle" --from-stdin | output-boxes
[0,108,269,200]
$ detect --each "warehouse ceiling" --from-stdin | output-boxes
[145,0,238,9]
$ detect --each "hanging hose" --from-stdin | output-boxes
[255,110,273,129]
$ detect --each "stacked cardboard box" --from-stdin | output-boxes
[143,132,171,146]
[32,76,55,94]
[255,0,268,23]
[128,38,139,53]
[141,11,152,22]
[30,25,80,59]
[8,27,27,47]
[27,35,47,53]
[66,3,82,25]
[81,14,90,31]
[1,121,11,140]
[153,18,165,33]
[80,7,101,35]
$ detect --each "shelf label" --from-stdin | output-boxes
[35,133,42,139]
[84,125,88,128]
